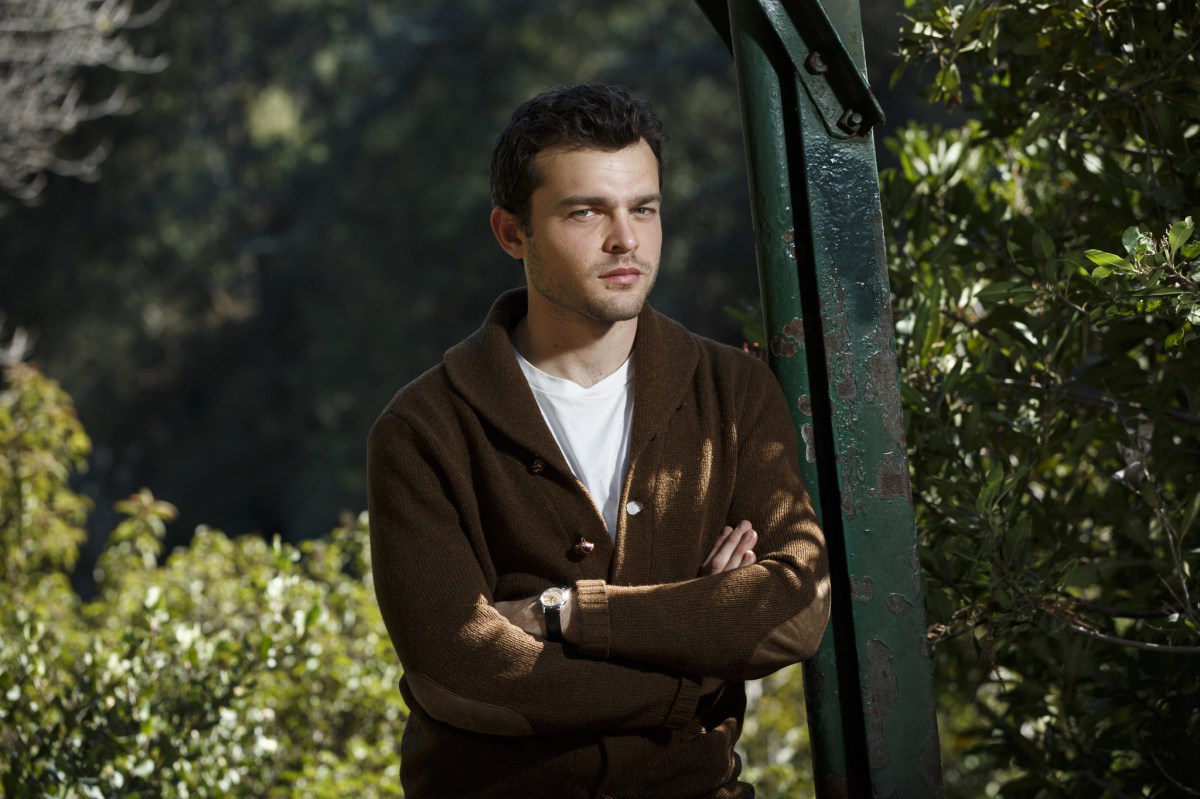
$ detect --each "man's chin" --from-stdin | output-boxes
[592,297,647,323]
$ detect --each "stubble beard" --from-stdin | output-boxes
[526,249,659,324]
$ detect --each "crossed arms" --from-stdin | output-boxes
[367,361,830,737]
[495,519,762,697]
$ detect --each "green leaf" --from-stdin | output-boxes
[1168,217,1194,258]
[976,280,1020,302]
[1121,226,1141,255]
[1180,490,1200,536]
[1032,229,1055,262]
[977,462,1005,512]
[938,62,962,98]
[1084,249,1130,270]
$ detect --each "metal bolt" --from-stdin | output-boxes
[837,109,865,134]
[804,51,828,75]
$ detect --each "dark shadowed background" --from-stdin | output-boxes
[0,0,936,590]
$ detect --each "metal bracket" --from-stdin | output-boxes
[695,0,885,139]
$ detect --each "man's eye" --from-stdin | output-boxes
[571,209,596,218]
[634,207,658,216]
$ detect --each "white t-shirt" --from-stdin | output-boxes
[514,349,634,541]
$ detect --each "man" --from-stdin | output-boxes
[368,83,830,798]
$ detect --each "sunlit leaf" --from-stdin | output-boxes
[1084,249,1130,270]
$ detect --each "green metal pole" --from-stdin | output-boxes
[716,1,945,795]
[725,3,860,793]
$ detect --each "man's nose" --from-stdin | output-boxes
[604,215,638,254]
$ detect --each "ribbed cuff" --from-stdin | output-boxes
[664,676,702,730]
[573,579,610,658]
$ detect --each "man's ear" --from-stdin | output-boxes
[490,207,527,260]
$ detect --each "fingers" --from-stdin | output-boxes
[494,598,541,638]
[724,523,756,572]
[700,525,735,572]
[700,520,757,575]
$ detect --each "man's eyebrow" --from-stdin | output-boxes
[557,193,663,208]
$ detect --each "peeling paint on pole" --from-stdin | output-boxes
[704,0,945,795]
[865,640,899,767]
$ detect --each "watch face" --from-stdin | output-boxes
[540,586,566,609]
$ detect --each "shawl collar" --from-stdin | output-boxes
[443,289,700,465]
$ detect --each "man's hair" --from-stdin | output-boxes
[490,83,667,233]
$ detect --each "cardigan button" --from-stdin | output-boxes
[626,500,642,516]
[573,537,595,556]
[529,457,545,475]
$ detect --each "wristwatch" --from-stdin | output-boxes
[538,586,569,643]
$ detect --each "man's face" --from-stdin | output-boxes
[500,140,662,326]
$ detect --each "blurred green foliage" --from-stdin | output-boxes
[5,0,1199,795]
[886,0,1200,795]
[0,354,814,795]
[1,364,405,796]
[0,0,763,549]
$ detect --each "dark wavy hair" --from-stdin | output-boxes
[489,83,667,233]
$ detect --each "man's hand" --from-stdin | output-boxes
[495,590,581,645]
[698,519,757,576]
[697,519,758,697]
[496,519,757,697]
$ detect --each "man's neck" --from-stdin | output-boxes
[513,304,637,390]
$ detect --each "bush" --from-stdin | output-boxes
[888,0,1200,794]
[0,363,406,798]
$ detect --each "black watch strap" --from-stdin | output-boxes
[544,605,564,643]
[539,586,568,643]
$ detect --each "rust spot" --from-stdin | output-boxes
[824,329,848,357]
[783,317,805,343]
[820,297,850,355]
[837,373,856,401]
[821,775,850,799]
[805,662,826,696]
[841,483,856,519]
[772,318,804,360]
[866,349,906,447]
[797,395,812,417]
[874,300,897,350]
[919,714,946,790]
[886,593,913,615]
[770,335,798,359]
[783,230,797,262]
[865,640,898,768]
[871,451,911,501]
[851,576,874,603]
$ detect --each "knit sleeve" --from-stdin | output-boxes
[367,409,702,736]
[573,360,831,681]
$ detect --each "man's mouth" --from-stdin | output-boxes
[599,266,643,285]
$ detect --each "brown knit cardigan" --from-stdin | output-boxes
[368,289,830,799]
